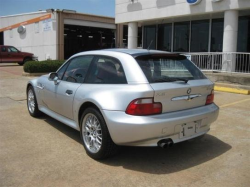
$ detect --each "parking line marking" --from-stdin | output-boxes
[219,98,250,108]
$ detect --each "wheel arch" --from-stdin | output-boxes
[26,79,39,95]
[78,102,100,127]
[26,83,33,93]
[24,56,32,61]
[77,101,117,144]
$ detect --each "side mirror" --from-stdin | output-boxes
[48,72,59,85]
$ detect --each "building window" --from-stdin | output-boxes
[237,16,250,52]
[123,25,128,48]
[0,32,3,45]
[143,25,156,50]
[211,19,224,52]
[191,20,209,52]
[158,23,172,52]
[174,22,190,52]
[64,24,115,59]
[138,26,142,48]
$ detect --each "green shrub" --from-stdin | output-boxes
[23,60,65,73]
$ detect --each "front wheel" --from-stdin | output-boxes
[19,58,31,66]
[80,107,118,160]
[27,86,42,117]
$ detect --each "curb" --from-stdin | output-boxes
[214,85,250,95]
[22,72,47,77]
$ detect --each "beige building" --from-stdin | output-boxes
[0,10,117,60]
[115,0,250,72]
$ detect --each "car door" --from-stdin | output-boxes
[0,46,9,62]
[7,46,23,62]
[42,55,94,119]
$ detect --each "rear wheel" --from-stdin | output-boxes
[80,107,118,160]
[27,86,42,117]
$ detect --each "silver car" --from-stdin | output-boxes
[27,49,219,159]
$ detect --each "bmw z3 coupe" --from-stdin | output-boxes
[27,49,219,159]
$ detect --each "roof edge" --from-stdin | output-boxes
[0,11,46,18]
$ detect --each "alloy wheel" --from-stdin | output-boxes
[28,89,35,114]
[82,113,103,153]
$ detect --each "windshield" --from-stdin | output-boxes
[135,54,206,83]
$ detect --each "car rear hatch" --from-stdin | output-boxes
[135,54,214,113]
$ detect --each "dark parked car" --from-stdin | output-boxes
[0,45,37,65]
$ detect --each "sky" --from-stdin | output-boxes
[0,0,115,17]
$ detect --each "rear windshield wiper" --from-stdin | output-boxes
[154,76,189,83]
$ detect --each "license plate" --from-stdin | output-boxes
[180,121,200,139]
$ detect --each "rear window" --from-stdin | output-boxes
[135,54,206,83]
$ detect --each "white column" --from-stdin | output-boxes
[128,22,138,49]
[222,10,238,72]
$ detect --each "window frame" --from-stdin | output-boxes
[56,55,94,83]
[1,47,7,52]
[8,46,19,53]
[84,55,127,84]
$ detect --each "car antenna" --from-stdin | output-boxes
[147,40,153,51]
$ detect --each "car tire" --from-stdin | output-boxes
[19,57,31,66]
[80,107,118,160]
[27,86,42,117]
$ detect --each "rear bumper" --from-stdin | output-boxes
[102,103,219,146]
[32,55,38,61]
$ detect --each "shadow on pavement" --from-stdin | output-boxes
[42,115,231,174]
[41,115,81,144]
[103,135,231,174]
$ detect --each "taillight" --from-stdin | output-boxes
[206,90,214,105]
[126,98,162,116]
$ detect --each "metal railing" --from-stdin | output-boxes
[184,52,250,73]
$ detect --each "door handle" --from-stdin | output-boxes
[66,90,73,95]
[36,85,44,89]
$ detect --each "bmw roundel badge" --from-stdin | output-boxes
[186,0,202,5]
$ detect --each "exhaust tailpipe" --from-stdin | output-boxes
[157,139,173,148]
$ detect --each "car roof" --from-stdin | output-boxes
[72,48,184,59]
[103,48,171,56]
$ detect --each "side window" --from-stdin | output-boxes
[62,55,93,83]
[85,56,127,84]
[1,47,7,52]
[9,47,18,53]
[57,63,68,80]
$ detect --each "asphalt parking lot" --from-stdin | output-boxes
[0,63,250,187]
